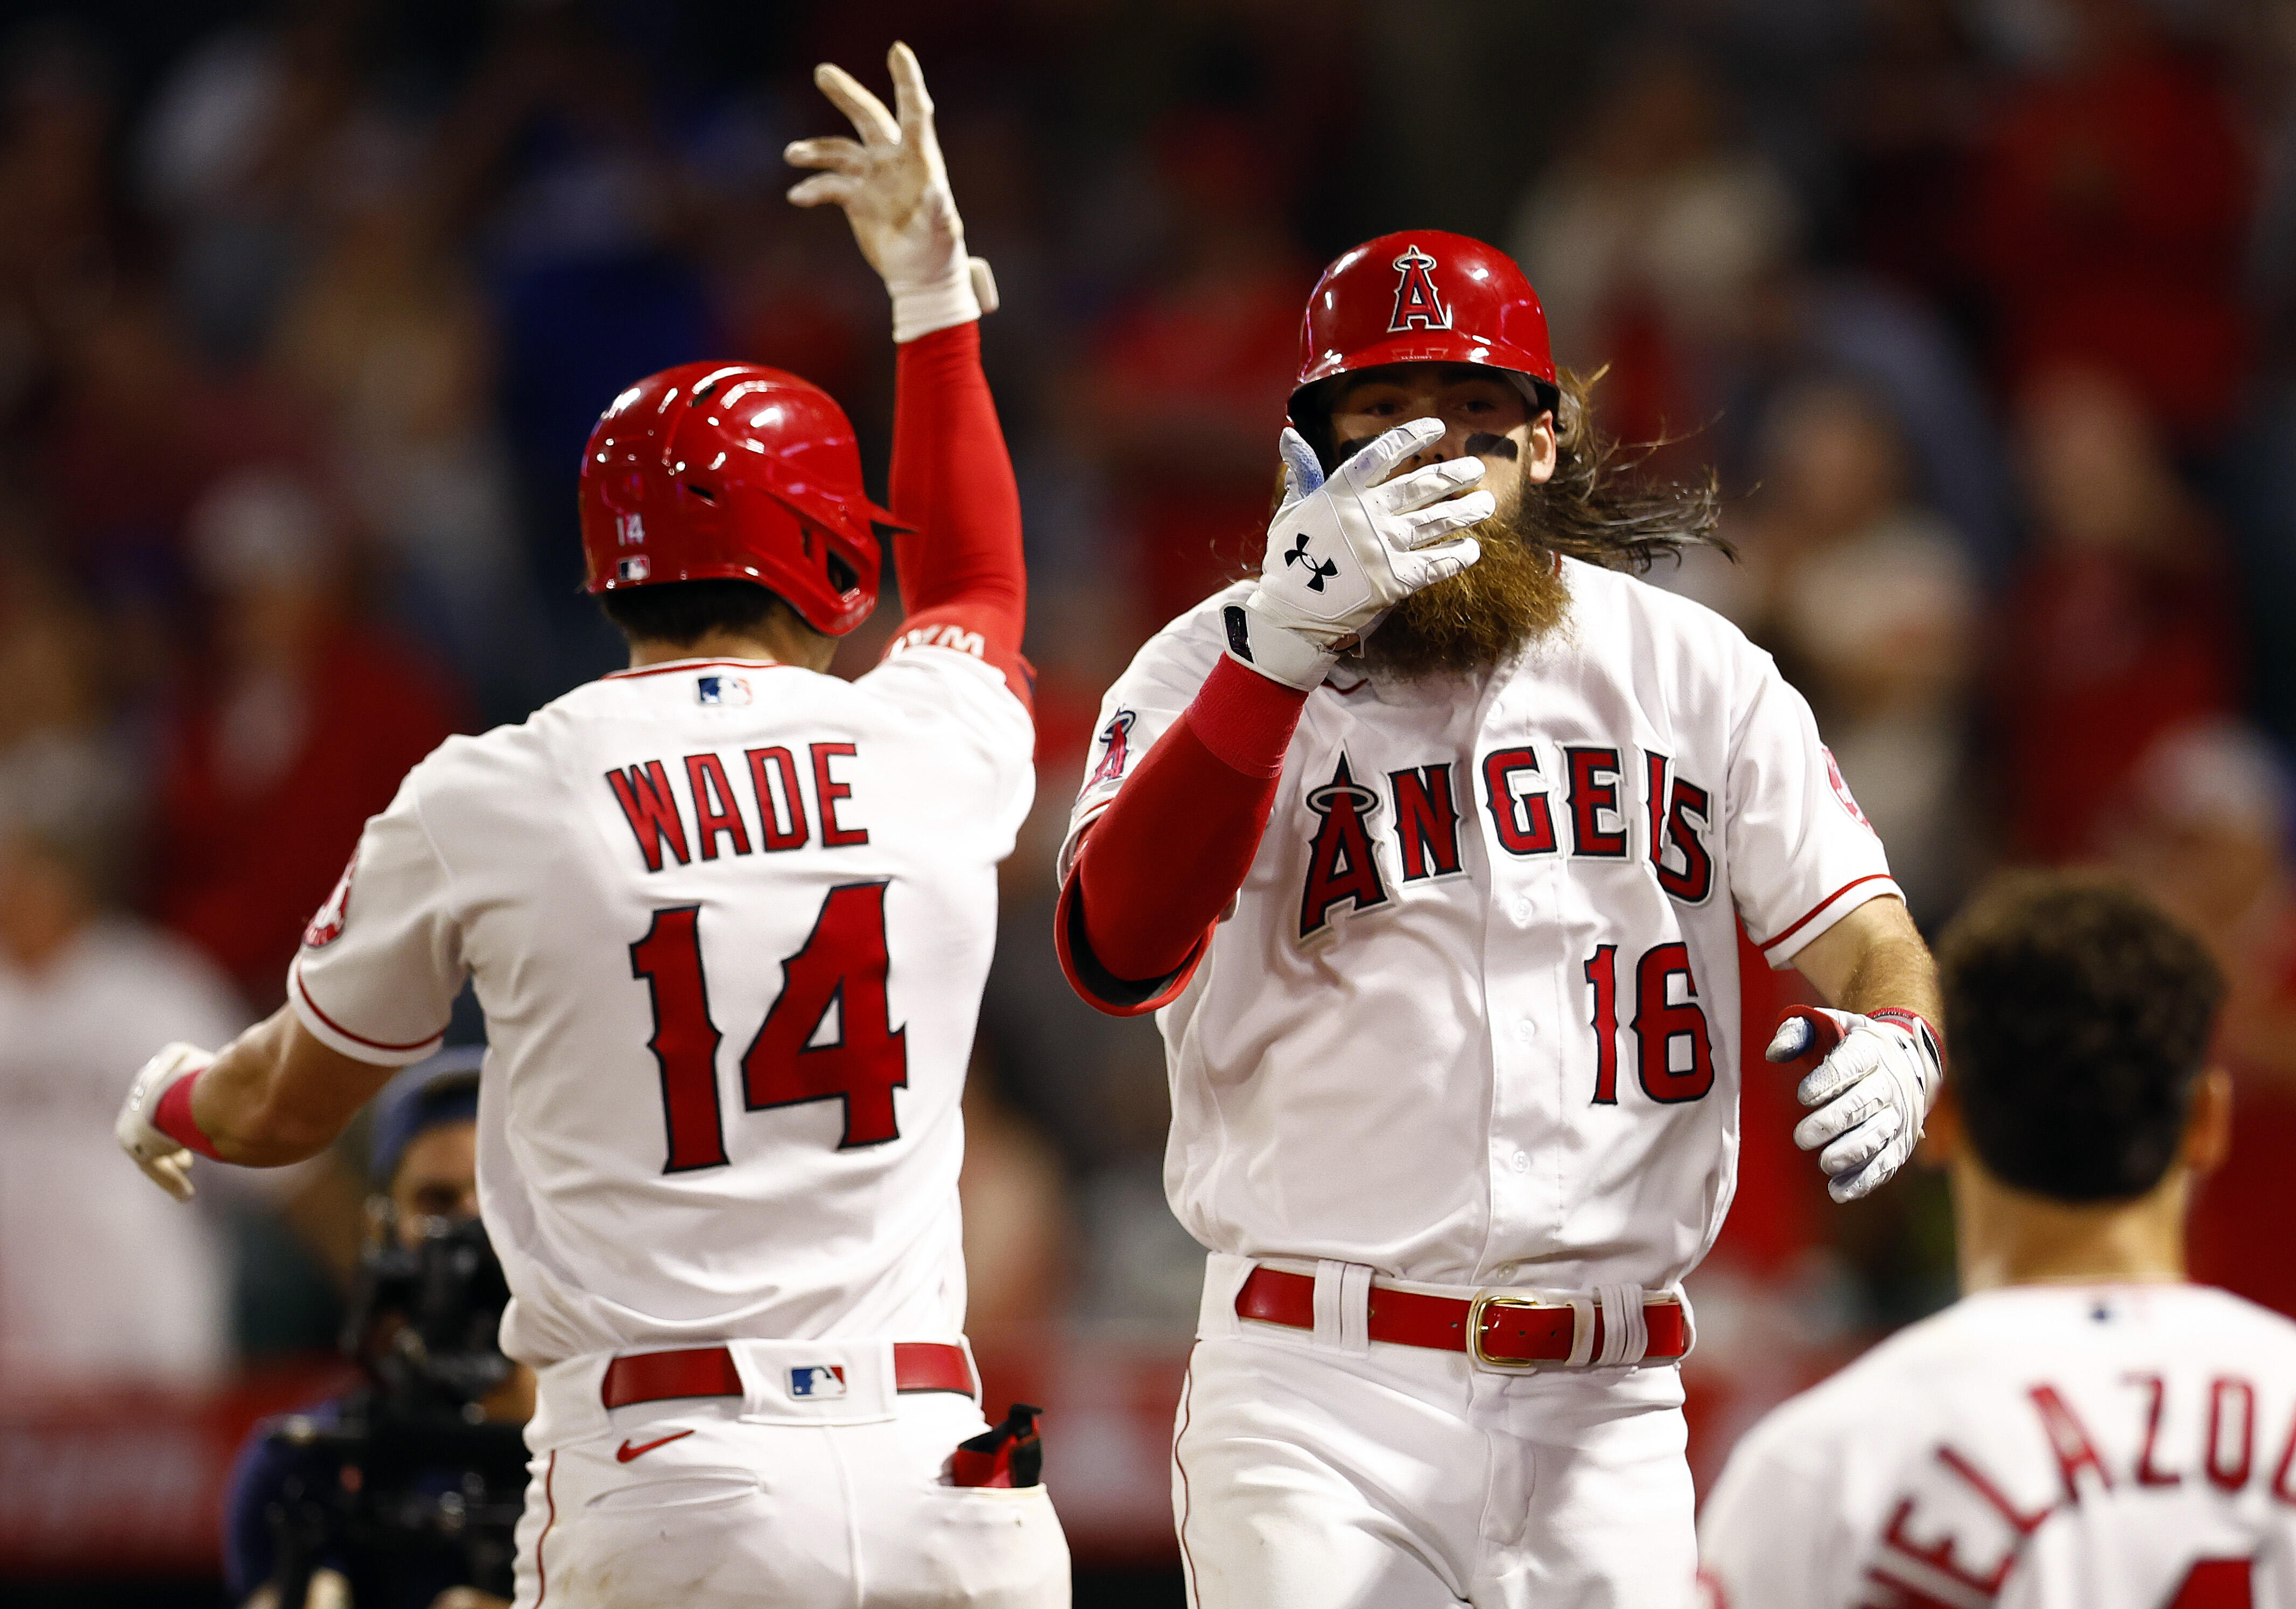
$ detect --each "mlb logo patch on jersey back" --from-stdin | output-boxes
[696,674,753,706]
[789,1365,847,1400]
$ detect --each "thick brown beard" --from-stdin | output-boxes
[1358,486,1571,679]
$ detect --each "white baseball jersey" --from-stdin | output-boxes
[1062,558,1897,1293]
[289,646,1033,1368]
[1700,1282,2296,1608]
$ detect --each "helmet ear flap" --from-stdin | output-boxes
[826,548,859,594]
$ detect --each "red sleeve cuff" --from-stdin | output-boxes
[155,1070,224,1160]
[881,603,1034,712]
[1054,861,1208,1017]
[1190,654,1311,778]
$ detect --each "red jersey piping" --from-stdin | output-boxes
[602,658,795,681]
[294,968,450,1054]
[1756,874,1898,954]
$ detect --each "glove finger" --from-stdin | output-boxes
[1827,1132,1911,1203]
[967,257,999,314]
[1795,1036,1883,1107]
[787,174,860,209]
[784,137,869,176]
[1793,1078,1887,1150]
[1338,417,1445,491]
[813,62,901,146]
[1764,1016,1813,1064]
[1277,426,1326,499]
[1400,491,1495,545]
[1818,1108,1902,1177]
[887,42,937,138]
[1378,456,1485,514]
[140,1150,195,1202]
[1400,535,1481,586]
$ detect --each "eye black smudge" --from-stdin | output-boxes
[1464,432,1519,460]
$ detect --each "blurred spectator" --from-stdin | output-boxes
[957,1061,1073,1334]
[151,467,463,1009]
[1511,44,1798,456]
[2101,719,2296,1319]
[1995,365,2240,863]
[1967,0,2255,442]
[1835,0,1991,310]
[270,173,531,720]
[1073,110,1313,634]
[1670,376,1985,925]
[0,730,247,1391]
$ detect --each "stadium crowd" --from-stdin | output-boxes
[5,0,2296,1590]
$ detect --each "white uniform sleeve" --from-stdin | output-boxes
[287,767,464,1066]
[1697,1418,1851,1609]
[1724,655,1901,968]
[858,643,1037,848]
[1056,589,1237,881]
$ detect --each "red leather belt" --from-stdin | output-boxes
[1235,1266,1688,1367]
[600,1342,976,1409]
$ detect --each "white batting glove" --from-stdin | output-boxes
[1766,1007,1943,1204]
[1222,419,1492,690]
[785,41,998,344]
[116,1041,215,1202]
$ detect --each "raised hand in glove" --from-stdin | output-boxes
[1766,1006,1943,1203]
[116,1040,216,1202]
[1221,418,1493,690]
[785,41,998,343]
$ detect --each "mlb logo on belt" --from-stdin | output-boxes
[697,675,753,706]
[789,1365,847,1399]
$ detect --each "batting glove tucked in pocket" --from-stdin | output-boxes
[1766,1007,1943,1203]
[1223,418,1493,690]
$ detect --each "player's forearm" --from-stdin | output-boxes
[1072,657,1307,983]
[887,321,1024,648]
[1797,897,1943,1027]
[180,1009,389,1166]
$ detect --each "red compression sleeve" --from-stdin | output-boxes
[1065,657,1309,1000]
[887,322,1024,656]
[154,1070,224,1160]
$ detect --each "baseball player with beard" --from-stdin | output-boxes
[1055,231,1948,1606]
[1701,874,2296,1609]
[114,45,1070,1608]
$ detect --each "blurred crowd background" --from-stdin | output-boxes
[8,0,2296,1599]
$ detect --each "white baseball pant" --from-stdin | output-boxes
[509,1338,1070,1608]
[1172,1254,1697,1609]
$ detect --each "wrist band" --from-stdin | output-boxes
[1868,1008,1944,1064]
[154,1069,225,1160]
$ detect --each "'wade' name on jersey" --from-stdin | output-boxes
[606,742,873,870]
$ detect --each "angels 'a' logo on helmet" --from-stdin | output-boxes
[1387,244,1450,333]
[303,852,356,948]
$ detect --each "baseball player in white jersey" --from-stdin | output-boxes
[1702,873,2296,1609]
[115,45,1070,1608]
[1054,230,1948,1605]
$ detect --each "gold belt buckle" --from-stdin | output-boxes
[1465,1288,1587,1373]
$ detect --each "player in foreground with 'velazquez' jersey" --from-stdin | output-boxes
[1701,874,2296,1608]
[1057,231,1948,1605]
[114,44,1070,1608]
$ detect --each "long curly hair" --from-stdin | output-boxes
[1525,365,1729,573]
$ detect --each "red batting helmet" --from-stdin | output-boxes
[1289,230,1559,431]
[579,362,899,636]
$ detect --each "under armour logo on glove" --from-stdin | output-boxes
[1284,533,1340,591]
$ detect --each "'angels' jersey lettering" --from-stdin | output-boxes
[1699,1284,2296,1608]
[286,651,1032,1368]
[1062,560,1897,1291]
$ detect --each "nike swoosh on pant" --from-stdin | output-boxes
[615,1429,696,1463]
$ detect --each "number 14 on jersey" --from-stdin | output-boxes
[629,882,910,1171]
